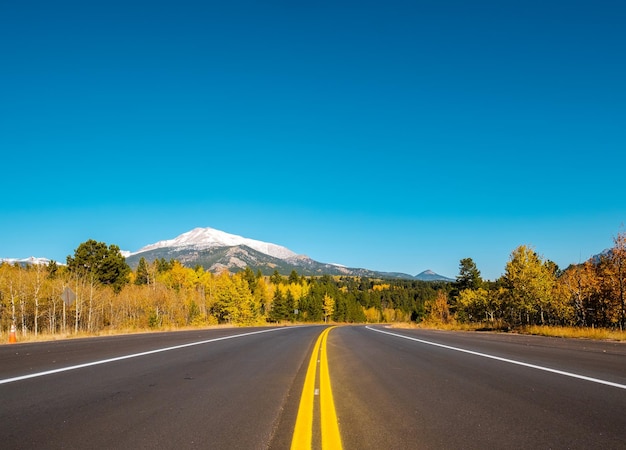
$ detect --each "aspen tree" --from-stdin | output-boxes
[322,293,335,322]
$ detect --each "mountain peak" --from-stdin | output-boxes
[414,269,454,282]
[133,227,298,260]
[123,226,454,280]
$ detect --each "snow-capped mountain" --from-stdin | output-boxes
[124,226,433,279]
[131,227,298,260]
[0,256,54,266]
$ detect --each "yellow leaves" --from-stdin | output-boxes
[425,291,452,324]
[372,284,391,292]
[157,261,198,291]
[322,293,335,321]
[277,280,311,305]
[456,287,501,322]
[505,245,557,313]
[381,308,409,322]
[457,287,489,310]
[363,306,381,323]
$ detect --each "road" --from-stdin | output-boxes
[1,325,625,449]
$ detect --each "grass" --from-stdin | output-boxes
[1,324,239,345]
[520,325,626,341]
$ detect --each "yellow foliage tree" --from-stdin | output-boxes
[363,306,381,323]
[504,245,557,325]
[322,293,335,323]
[558,261,597,326]
[426,291,452,324]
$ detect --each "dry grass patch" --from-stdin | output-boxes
[390,322,626,342]
[0,324,240,345]
[522,325,626,342]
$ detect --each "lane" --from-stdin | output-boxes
[0,328,297,385]
[374,327,626,387]
[0,328,278,380]
[329,326,626,449]
[367,326,626,389]
[0,326,324,449]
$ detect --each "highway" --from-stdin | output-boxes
[1,325,625,449]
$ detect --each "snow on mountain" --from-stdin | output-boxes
[127,227,453,280]
[1,257,54,266]
[132,227,299,260]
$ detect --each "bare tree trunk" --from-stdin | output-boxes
[49,296,56,334]
[63,298,66,334]
[20,292,26,337]
[33,265,43,337]
[9,280,17,325]
[74,278,81,334]
[87,277,94,333]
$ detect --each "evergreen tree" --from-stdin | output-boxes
[270,269,283,285]
[156,258,175,273]
[46,259,59,279]
[285,290,296,321]
[67,239,130,293]
[269,289,287,322]
[288,270,301,285]
[135,257,149,285]
[455,258,483,291]
[242,267,257,293]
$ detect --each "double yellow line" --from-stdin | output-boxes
[291,326,342,450]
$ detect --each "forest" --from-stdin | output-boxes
[0,231,625,340]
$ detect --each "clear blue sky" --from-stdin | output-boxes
[1,0,624,280]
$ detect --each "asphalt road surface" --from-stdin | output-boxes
[1,325,625,449]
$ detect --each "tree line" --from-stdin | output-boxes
[451,232,626,330]
[1,231,624,338]
[0,239,448,337]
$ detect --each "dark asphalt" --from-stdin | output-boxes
[0,326,322,449]
[330,326,626,450]
[1,326,625,449]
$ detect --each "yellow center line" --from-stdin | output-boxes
[319,327,341,449]
[291,326,342,450]
[291,330,324,448]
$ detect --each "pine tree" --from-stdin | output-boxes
[135,257,149,285]
[455,258,483,291]
[269,289,286,322]
[67,240,130,293]
[288,270,301,285]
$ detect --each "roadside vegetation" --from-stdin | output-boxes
[1,232,625,343]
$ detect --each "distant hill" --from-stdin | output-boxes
[589,248,612,264]
[124,227,450,280]
[414,270,455,282]
[0,257,54,267]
